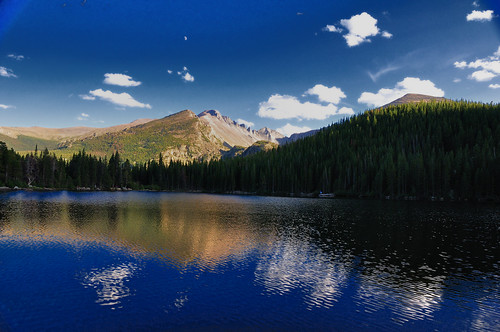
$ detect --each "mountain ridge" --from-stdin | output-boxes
[0,93,448,162]
[381,93,447,108]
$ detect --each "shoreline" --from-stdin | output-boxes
[1,186,498,203]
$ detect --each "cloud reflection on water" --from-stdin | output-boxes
[254,238,352,309]
[80,263,140,308]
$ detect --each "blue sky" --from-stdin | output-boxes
[0,0,499,136]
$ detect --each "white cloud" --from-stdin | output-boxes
[89,89,151,109]
[381,31,393,38]
[336,12,389,47]
[489,84,500,89]
[453,78,462,83]
[7,54,24,61]
[103,73,141,87]
[466,10,494,22]
[0,66,16,78]
[304,84,346,104]
[469,70,496,82]
[358,77,445,108]
[454,46,500,82]
[79,94,96,101]
[172,67,195,82]
[0,104,14,109]
[77,113,90,121]
[322,25,342,33]
[259,84,353,120]
[184,36,188,41]
[276,124,312,137]
[167,70,173,74]
[182,72,194,82]
[258,94,353,120]
[236,118,255,128]
[473,1,479,7]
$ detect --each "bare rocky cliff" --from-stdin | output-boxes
[198,110,284,147]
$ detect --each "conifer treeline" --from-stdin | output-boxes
[0,100,499,200]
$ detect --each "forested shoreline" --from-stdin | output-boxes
[1,100,499,201]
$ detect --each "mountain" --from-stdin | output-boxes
[1,108,320,163]
[277,129,320,145]
[0,119,154,152]
[222,140,279,159]
[381,93,446,108]
[56,110,225,163]
[198,110,284,147]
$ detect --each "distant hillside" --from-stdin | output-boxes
[222,140,279,159]
[278,129,319,144]
[0,134,59,151]
[0,119,154,152]
[381,93,446,108]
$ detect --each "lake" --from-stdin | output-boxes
[0,191,498,331]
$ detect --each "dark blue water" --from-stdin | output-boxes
[0,191,498,331]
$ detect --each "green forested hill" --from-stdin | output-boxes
[1,100,499,201]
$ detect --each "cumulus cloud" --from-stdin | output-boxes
[304,84,346,104]
[322,25,342,33]
[489,84,500,89]
[184,36,188,41]
[77,113,90,121]
[167,70,173,74]
[276,124,312,137]
[258,95,353,120]
[259,84,353,121]
[182,72,195,82]
[358,77,445,108]
[323,12,390,47]
[0,104,14,109]
[89,89,151,109]
[470,70,496,82]
[0,66,16,78]
[454,46,500,82]
[79,94,96,101]
[7,54,24,61]
[103,73,141,87]
[172,67,195,82]
[466,10,494,22]
[236,118,255,128]
[381,31,393,38]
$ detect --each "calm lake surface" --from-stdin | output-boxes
[0,191,498,331]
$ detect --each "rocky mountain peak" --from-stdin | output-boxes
[198,110,223,119]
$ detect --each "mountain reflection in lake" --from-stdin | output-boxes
[0,191,498,331]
